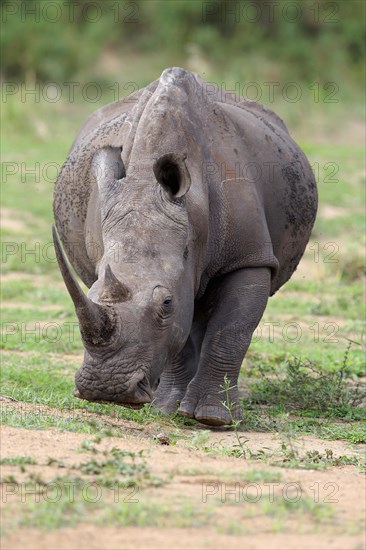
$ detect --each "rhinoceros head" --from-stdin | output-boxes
[53,146,196,408]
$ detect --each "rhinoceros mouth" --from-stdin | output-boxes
[73,376,152,408]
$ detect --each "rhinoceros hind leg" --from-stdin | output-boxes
[153,351,197,414]
[153,321,206,413]
[153,388,185,414]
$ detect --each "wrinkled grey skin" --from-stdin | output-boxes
[53,67,317,426]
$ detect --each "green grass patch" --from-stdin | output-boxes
[78,446,164,489]
[247,356,366,420]
[262,493,335,523]
[0,456,37,466]
[0,405,122,436]
[243,469,283,483]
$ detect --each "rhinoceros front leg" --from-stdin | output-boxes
[178,267,271,426]
[153,321,206,413]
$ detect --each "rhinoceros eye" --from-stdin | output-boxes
[153,286,173,313]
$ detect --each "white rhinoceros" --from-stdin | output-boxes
[53,67,317,425]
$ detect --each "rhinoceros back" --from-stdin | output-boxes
[54,68,317,296]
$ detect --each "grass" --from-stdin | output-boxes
[272,438,366,472]
[1,474,337,535]
[261,494,336,525]
[0,456,37,466]
[1,405,122,436]
[191,424,366,472]
[0,444,163,491]
[78,446,164,489]
[2,489,214,532]
[247,355,366,419]
[243,469,283,483]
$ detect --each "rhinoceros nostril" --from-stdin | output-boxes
[136,376,152,400]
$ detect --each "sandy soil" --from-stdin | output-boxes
[1,412,365,550]
[2,527,364,550]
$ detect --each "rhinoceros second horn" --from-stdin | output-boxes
[99,264,131,304]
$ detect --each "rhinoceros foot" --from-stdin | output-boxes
[179,402,231,426]
[153,356,197,414]
[153,386,187,414]
[178,383,240,427]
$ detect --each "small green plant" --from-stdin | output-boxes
[191,430,211,450]
[220,374,251,457]
[273,433,365,471]
[79,446,163,488]
[305,449,365,470]
[77,439,99,454]
[28,472,47,485]
[1,474,18,483]
[322,422,366,444]
[220,375,274,459]
[0,456,37,466]
[244,469,283,483]
[46,458,66,468]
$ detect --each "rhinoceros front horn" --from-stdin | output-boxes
[52,225,114,346]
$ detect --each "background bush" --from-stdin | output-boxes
[1,0,364,92]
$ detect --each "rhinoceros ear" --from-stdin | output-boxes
[92,147,125,196]
[153,153,191,199]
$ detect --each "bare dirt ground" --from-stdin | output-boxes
[3,527,364,550]
[1,414,365,550]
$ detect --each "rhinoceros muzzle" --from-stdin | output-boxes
[73,373,153,409]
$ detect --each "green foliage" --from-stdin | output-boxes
[321,422,366,444]
[1,0,122,82]
[1,0,364,89]
[248,355,366,418]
